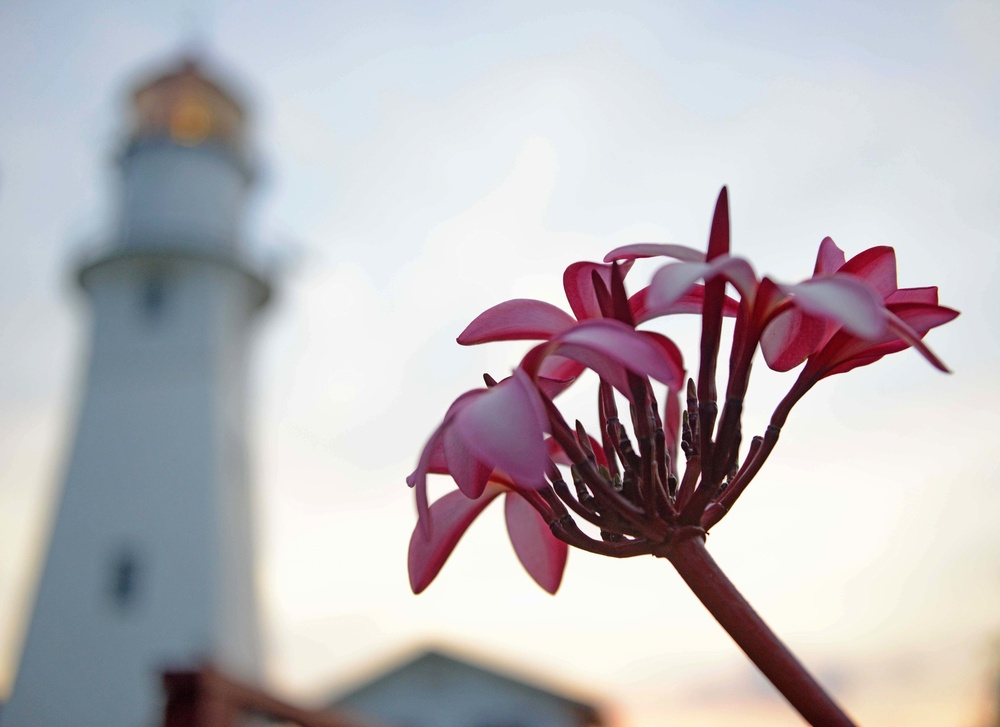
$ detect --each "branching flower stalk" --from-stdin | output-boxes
[406,188,958,725]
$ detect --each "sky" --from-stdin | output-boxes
[1,1,999,725]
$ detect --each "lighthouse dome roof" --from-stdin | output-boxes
[129,58,248,149]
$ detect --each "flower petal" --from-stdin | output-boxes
[408,389,486,531]
[536,356,585,387]
[779,274,887,339]
[453,370,550,489]
[630,284,739,322]
[760,308,829,372]
[603,243,706,263]
[407,428,440,533]
[563,260,633,321]
[813,237,846,275]
[458,299,577,344]
[504,493,568,594]
[521,319,685,396]
[647,257,757,312]
[883,309,956,373]
[838,246,897,297]
[886,286,938,305]
[805,303,959,380]
[443,424,493,499]
[408,486,504,594]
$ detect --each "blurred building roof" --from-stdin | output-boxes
[330,648,608,727]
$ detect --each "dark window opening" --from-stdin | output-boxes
[141,275,168,322]
[109,549,141,610]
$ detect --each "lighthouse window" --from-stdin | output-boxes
[109,549,141,610]
[141,276,168,322]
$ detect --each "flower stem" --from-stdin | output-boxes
[664,529,857,726]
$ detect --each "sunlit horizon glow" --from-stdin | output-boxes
[1,2,998,725]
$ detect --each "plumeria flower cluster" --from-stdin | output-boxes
[406,188,957,724]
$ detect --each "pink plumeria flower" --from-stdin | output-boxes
[770,288,958,427]
[407,319,684,593]
[409,425,611,595]
[760,238,952,373]
[408,470,569,595]
[407,369,550,528]
[407,187,958,726]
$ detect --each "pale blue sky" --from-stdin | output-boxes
[1,2,998,724]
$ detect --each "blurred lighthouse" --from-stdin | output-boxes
[5,58,270,726]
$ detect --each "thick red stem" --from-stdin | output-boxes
[664,531,857,726]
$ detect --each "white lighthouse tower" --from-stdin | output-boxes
[5,59,270,726]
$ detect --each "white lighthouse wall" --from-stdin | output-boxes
[4,258,262,727]
[118,141,249,254]
[207,262,263,676]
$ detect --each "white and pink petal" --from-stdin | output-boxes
[521,319,684,396]
[630,284,739,322]
[647,257,757,312]
[458,299,577,345]
[778,275,887,339]
[603,243,706,264]
[451,370,550,490]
